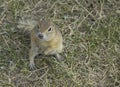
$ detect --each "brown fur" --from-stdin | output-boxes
[24,19,63,69]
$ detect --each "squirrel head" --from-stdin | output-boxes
[34,19,56,41]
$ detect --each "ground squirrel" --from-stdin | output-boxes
[18,19,63,70]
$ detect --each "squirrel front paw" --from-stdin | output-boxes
[29,62,37,70]
[55,54,64,61]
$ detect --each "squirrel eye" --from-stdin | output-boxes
[48,27,52,32]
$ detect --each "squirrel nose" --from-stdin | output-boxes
[38,34,43,39]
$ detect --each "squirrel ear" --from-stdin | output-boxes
[40,16,50,21]
[40,17,46,21]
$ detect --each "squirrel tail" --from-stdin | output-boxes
[17,19,37,31]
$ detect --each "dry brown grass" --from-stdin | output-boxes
[0,0,120,87]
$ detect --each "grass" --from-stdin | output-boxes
[0,0,120,87]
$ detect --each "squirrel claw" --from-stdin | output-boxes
[29,63,37,70]
[55,54,64,61]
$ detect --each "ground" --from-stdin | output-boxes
[0,0,120,87]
